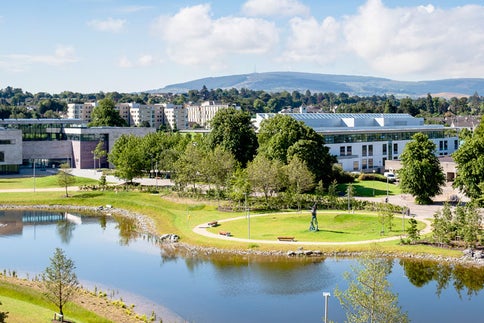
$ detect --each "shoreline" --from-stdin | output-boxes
[1,203,482,267]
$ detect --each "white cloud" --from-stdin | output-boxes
[242,0,310,17]
[281,16,342,64]
[153,4,278,67]
[0,45,78,72]
[119,54,156,68]
[137,54,154,66]
[87,17,126,32]
[280,0,484,79]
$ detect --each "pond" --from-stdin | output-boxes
[0,209,483,323]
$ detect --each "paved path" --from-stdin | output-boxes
[192,210,433,246]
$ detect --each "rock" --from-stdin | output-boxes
[463,248,474,258]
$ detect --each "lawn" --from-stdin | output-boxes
[0,175,98,190]
[207,211,425,242]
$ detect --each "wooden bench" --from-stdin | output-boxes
[277,236,296,242]
[219,231,231,237]
[207,221,219,227]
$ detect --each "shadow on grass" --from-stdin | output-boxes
[72,192,105,199]
[313,229,346,234]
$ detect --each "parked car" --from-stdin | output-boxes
[384,172,396,183]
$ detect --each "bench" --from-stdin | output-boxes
[207,221,219,227]
[277,236,296,242]
[219,231,231,237]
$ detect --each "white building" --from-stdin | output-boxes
[0,128,23,173]
[163,103,187,130]
[186,101,239,128]
[67,102,97,122]
[254,113,459,173]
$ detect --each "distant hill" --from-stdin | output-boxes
[149,72,484,97]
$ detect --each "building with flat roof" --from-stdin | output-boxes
[254,113,459,173]
[0,119,155,172]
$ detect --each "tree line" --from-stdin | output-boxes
[1,86,482,120]
[107,109,348,208]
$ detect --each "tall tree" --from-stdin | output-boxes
[399,133,445,204]
[108,134,145,183]
[208,108,258,167]
[57,163,76,197]
[93,141,107,169]
[89,97,127,127]
[257,114,336,186]
[453,116,484,203]
[42,248,79,317]
[335,252,409,323]
[247,155,285,205]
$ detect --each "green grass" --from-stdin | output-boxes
[0,175,98,189]
[207,211,425,242]
[339,180,401,197]
[0,278,114,323]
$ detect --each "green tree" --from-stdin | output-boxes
[431,203,454,246]
[93,140,107,169]
[108,134,145,183]
[335,252,409,323]
[399,133,445,204]
[406,218,420,244]
[229,168,251,205]
[173,142,206,189]
[247,155,285,206]
[285,156,315,194]
[202,146,237,193]
[42,248,79,317]
[208,108,258,167]
[257,114,336,185]
[57,163,76,197]
[453,116,484,203]
[89,97,127,127]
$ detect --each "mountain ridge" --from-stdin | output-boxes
[149,71,483,97]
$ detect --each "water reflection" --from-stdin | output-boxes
[400,258,484,298]
[2,209,484,323]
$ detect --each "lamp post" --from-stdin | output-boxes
[245,193,250,239]
[386,175,389,203]
[323,292,331,323]
[372,169,376,196]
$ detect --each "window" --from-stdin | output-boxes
[393,143,398,154]
[0,152,4,162]
[439,141,443,151]
[368,145,373,156]
[454,140,458,150]
[362,145,367,157]
[353,161,359,171]
[368,158,374,169]
[362,159,367,169]
[382,143,387,155]
[444,141,448,150]
[346,146,352,156]
[340,146,345,156]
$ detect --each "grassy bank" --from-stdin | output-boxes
[0,275,144,323]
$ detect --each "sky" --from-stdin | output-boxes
[0,0,483,94]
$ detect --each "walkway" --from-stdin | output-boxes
[192,211,433,246]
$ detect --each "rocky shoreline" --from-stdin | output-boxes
[2,203,483,268]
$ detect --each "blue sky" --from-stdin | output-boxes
[0,0,483,93]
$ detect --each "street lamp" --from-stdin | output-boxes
[372,169,376,196]
[386,175,389,203]
[323,292,331,323]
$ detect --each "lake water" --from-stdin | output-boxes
[0,209,483,323]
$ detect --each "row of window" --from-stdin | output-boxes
[324,130,453,144]
[340,144,397,157]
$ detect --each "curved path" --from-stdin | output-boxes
[193,211,433,246]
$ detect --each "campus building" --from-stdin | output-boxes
[0,119,154,173]
[186,101,240,128]
[254,113,460,173]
